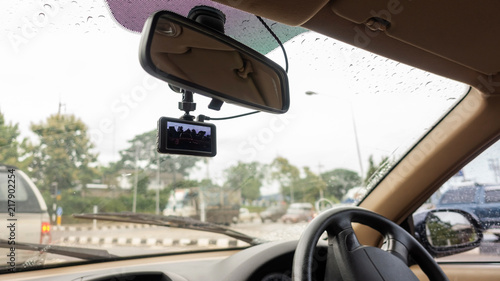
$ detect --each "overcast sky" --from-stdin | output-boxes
[3,1,485,194]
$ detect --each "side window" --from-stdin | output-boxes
[0,171,42,213]
[413,140,500,262]
[485,188,500,203]
[439,187,477,204]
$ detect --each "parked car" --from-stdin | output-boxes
[260,205,287,222]
[238,208,260,223]
[437,183,500,231]
[281,203,315,223]
[0,164,51,266]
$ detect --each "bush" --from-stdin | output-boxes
[44,188,171,224]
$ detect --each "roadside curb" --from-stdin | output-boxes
[61,236,249,248]
[53,224,158,232]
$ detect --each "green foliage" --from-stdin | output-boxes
[270,157,329,203]
[0,111,21,166]
[29,114,98,192]
[45,188,172,223]
[199,178,219,189]
[99,161,124,188]
[114,129,204,194]
[271,157,300,202]
[136,170,151,194]
[224,162,263,201]
[242,205,266,213]
[298,167,327,203]
[321,168,361,201]
[425,214,477,247]
[118,130,157,170]
[170,179,199,189]
[0,111,32,170]
[118,129,201,177]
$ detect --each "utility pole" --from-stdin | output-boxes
[132,143,139,213]
[488,158,500,183]
[304,90,364,177]
[57,100,66,115]
[51,182,58,223]
[156,153,161,215]
[317,162,324,200]
[205,158,210,179]
[351,103,364,178]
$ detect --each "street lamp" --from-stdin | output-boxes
[305,91,364,177]
[132,142,139,213]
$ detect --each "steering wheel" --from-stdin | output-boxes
[292,206,449,281]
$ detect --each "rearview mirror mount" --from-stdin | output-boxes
[139,10,290,113]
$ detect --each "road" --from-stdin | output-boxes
[51,220,308,243]
[44,221,308,264]
[41,221,500,264]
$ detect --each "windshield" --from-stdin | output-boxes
[0,0,467,272]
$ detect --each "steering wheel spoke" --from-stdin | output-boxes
[381,237,410,265]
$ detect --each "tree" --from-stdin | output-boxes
[321,168,361,201]
[0,111,29,169]
[118,129,201,178]
[224,162,263,201]
[109,129,203,212]
[199,178,219,189]
[29,113,98,192]
[100,161,124,189]
[118,130,157,169]
[135,170,151,194]
[297,167,327,203]
[170,179,199,189]
[270,157,300,202]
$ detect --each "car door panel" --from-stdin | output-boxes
[412,264,500,281]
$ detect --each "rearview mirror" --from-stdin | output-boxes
[139,11,290,113]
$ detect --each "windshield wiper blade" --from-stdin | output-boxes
[0,239,117,260]
[73,212,265,246]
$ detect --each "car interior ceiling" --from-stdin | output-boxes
[212,0,500,88]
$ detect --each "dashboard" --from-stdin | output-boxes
[3,241,328,281]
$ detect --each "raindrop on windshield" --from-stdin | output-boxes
[43,4,52,10]
[87,16,93,22]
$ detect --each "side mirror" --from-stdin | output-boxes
[139,10,290,113]
[414,209,483,258]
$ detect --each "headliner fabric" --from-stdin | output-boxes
[105,0,306,54]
